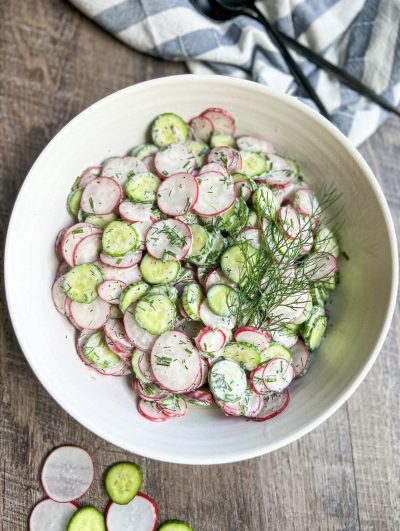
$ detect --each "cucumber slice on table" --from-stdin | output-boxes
[223,341,261,371]
[182,283,204,321]
[135,294,176,335]
[67,507,105,531]
[140,254,180,284]
[151,113,189,147]
[104,462,143,505]
[63,263,103,303]
[119,281,149,313]
[102,221,139,257]
[158,521,194,531]
[207,284,238,317]
[125,172,160,204]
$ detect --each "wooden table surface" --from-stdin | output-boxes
[1,2,399,530]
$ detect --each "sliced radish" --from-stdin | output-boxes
[137,398,170,422]
[302,252,338,281]
[195,326,226,353]
[96,261,142,284]
[100,250,143,269]
[269,290,310,324]
[78,165,101,187]
[151,331,201,393]
[291,339,311,377]
[29,498,78,531]
[76,331,130,375]
[234,326,271,351]
[132,221,154,250]
[119,201,156,223]
[234,180,252,202]
[178,302,190,320]
[52,275,67,315]
[173,316,204,339]
[55,228,67,261]
[56,261,70,278]
[253,389,290,421]
[70,298,111,330]
[105,334,132,360]
[277,205,301,240]
[104,318,133,351]
[220,390,263,418]
[204,268,236,290]
[200,107,236,135]
[263,357,294,392]
[184,387,216,405]
[157,172,199,216]
[238,227,261,249]
[292,188,319,218]
[189,115,214,142]
[157,395,188,418]
[236,135,275,154]
[207,146,240,172]
[199,162,228,177]
[143,155,157,174]
[124,304,157,352]
[80,177,122,215]
[41,446,94,502]
[199,300,236,329]
[133,380,169,402]
[137,350,157,383]
[65,298,82,331]
[192,171,236,217]
[98,280,126,304]
[262,154,294,188]
[155,144,195,178]
[249,365,269,395]
[146,219,192,261]
[102,156,147,186]
[269,327,298,348]
[73,233,102,266]
[61,223,101,267]
[106,493,158,531]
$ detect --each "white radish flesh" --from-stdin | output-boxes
[29,498,78,531]
[102,156,147,186]
[146,219,192,261]
[192,171,236,217]
[104,318,133,351]
[157,172,199,216]
[96,261,142,284]
[263,357,294,392]
[133,380,169,402]
[70,298,111,330]
[80,177,122,215]
[291,339,310,377]
[277,205,301,240]
[61,223,101,267]
[78,165,101,187]
[233,326,271,351]
[119,201,155,223]
[124,305,157,352]
[238,227,261,249]
[254,389,290,421]
[106,494,159,531]
[302,252,338,281]
[98,280,126,304]
[52,275,67,315]
[100,250,142,268]
[189,115,214,142]
[155,144,195,178]
[73,233,102,266]
[201,107,235,135]
[137,398,170,422]
[195,326,226,353]
[236,135,275,154]
[199,300,236,329]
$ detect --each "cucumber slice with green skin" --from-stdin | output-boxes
[67,506,105,531]
[135,294,176,335]
[220,242,258,284]
[140,253,180,284]
[210,133,235,148]
[209,359,247,402]
[104,462,143,505]
[102,221,140,257]
[119,281,149,312]
[147,284,178,303]
[83,332,121,369]
[187,224,211,265]
[207,284,238,317]
[228,197,249,235]
[187,140,209,168]
[204,230,225,265]
[252,185,279,220]
[151,113,189,147]
[323,275,337,291]
[240,150,267,177]
[261,342,292,363]
[311,284,329,307]
[247,209,258,227]
[182,283,204,321]
[129,143,159,159]
[176,211,199,225]
[158,520,194,531]
[63,263,103,303]
[125,172,161,204]
[84,212,118,228]
[67,188,83,219]
[314,227,339,257]
[303,315,327,351]
[302,305,325,335]
[223,341,261,370]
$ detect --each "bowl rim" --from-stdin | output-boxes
[5,74,398,464]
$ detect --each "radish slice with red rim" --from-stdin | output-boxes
[249,365,269,395]
[41,446,94,503]
[124,304,157,352]
[291,339,311,377]
[184,387,216,405]
[137,398,170,422]
[220,389,263,418]
[189,115,214,142]
[106,493,159,531]
[137,350,157,383]
[102,156,147,186]
[98,280,126,304]
[80,177,122,215]
[104,318,133,351]
[277,205,301,240]
[105,334,132,359]
[200,107,236,135]
[56,261,70,278]
[70,298,111,330]
[73,233,102,266]
[156,395,188,418]
[146,219,192,261]
[100,250,143,268]
[237,227,261,249]
[199,162,228,177]
[253,389,290,421]
[65,298,83,331]
[262,155,295,188]
[29,498,79,531]
[192,171,236,217]
[157,172,199,216]
[143,155,157,174]
[195,326,227,353]
[119,201,156,223]
[96,261,142,284]
[198,356,210,387]
[52,275,67,315]
[263,357,295,392]
[236,135,275,154]
[234,180,252,201]
[207,146,239,172]
[302,252,338,281]
[199,300,236,329]
[55,228,67,261]
[155,144,195,178]
[234,326,271,351]
[133,380,169,402]
[293,188,320,218]
[78,165,101,187]
[132,221,153,250]
[61,223,101,267]
[204,268,236,290]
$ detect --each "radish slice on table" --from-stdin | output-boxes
[238,227,261,249]
[189,115,214,142]
[69,298,110,330]
[199,300,236,330]
[98,280,126,304]
[291,339,311,377]
[253,389,290,421]
[100,250,142,268]
[119,201,156,223]
[133,380,169,402]
[249,365,270,395]
[155,144,195,178]
[157,172,199,216]
[302,252,338,281]
[80,177,122,215]
[73,233,102,265]
[102,156,147,186]
[199,162,228,177]
[104,318,133,351]
[151,331,201,393]
[106,493,158,531]
[185,387,216,405]
[29,498,78,531]
[277,205,301,240]
[124,304,157,352]
[236,135,275,154]
[263,357,295,392]
[52,275,67,315]
[41,446,94,502]
[78,165,101,187]
[146,219,192,261]
[200,107,236,135]
[234,326,271,351]
[195,326,227,353]
[96,261,142,284]
[192,171,236,217]
[137,398,170,422]
[61,223,102,267]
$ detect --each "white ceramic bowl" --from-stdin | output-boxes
[5,75,397,464]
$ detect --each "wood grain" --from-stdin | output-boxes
[0,1,399,530]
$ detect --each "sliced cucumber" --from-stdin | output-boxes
[67,188,83,219]
[135,294,176,335]
[205,230,225,265]
[177,211,198,225]
[241,150,267,177]
[158,521,194,531]
[302,305,325,334]
[131,349,149,384]
[220,242,258,284]
[228,197,249,234]
[63,263,103,303]
[129,143,159,159]
[140,253,180,284]
[125,172,160,204]
[252,186,279,220]
[247,209,258,227]
[207,284,238,317]
[223,341,260,370]
[187,140,209,168]
[147,284,178,303]
[187,224,211,265]
[311,284,329,307]
[261,342,292,363]
[210,133,235,148]
[314,227,339,257]
[182,283,204,321]
[303,315,327,351]
[323,275,337,291]
[84,212,118,228]
[119,281,149,313]
[104,462,143,505]
[217,200,239,231]
[67,507,105,531]
[151,113,189,147]
[83,332,121,369]
[102,221,139,257]
[209,359,247,402]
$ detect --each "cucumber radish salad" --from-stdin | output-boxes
[53,107,340,424]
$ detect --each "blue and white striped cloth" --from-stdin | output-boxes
[69,0,400,146]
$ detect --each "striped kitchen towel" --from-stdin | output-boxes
[69,0,400,146]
